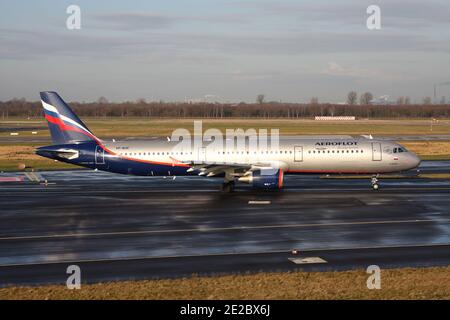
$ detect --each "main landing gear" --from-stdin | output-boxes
[371,175,380,190]
[221,180,235,193]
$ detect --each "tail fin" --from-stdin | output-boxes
[40,91,98,144]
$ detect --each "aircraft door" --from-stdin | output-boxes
[95,145,105,164]
[372,142,382,161]
[294,146,303,162]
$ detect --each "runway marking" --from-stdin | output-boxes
[289,257,327,264]
[248,201,271,205]
[0,243,448,268]
[0,218,449,241]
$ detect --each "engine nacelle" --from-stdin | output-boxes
[238,169,284,189]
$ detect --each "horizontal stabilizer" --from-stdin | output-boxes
[35,147,79,160]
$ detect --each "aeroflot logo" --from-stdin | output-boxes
[315,141,358,146]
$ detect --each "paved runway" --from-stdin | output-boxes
[0,167,450,287]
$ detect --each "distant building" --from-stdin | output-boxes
[315,116,356,121]
[369,95,395,105]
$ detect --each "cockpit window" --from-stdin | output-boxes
[393,147,407,153]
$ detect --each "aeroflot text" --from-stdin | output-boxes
[315,141,358,146]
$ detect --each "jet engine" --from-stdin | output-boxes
[238,169,284,189]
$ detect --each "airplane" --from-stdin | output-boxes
[36,91,421,192]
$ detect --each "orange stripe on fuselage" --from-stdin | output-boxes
[286,169,378,174]
[278,169,284,189]
[100,145,190,168]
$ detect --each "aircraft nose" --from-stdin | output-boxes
[408,154,421,169]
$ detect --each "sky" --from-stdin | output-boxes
[1,0,450,103]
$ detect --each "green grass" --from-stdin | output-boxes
[2,118,450,137]
[0,159,77,172]
[419,154,450,160]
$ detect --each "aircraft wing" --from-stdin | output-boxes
[177,158,283,177]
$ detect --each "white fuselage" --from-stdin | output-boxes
[102,137,421,175]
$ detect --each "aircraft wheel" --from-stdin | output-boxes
[221,181,235,193]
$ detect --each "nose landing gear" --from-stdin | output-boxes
[371,175,379,190]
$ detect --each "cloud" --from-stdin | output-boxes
[235,0,450,29]
[90,12,176,30]
[89,12,245,31]
[321,61,409,82]
[1,26,449,62]
[170,31,448,56]
[321,62,379,78]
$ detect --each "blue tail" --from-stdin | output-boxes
[40,91,98,144]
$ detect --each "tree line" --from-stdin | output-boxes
[1,98,450,119]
